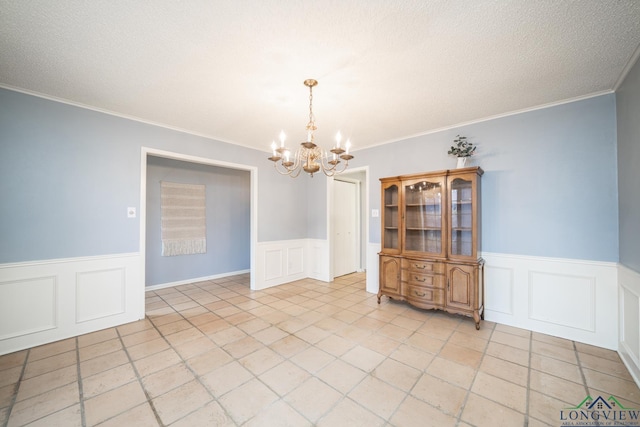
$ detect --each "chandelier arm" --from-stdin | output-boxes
[273,149,299,175]
[289,167,303,178]
[320,167,336,178]
[320,148,343,172]
[318,156,337,173]
[274,162,302,178]
[335,160,350,174]
[320,158,350,177]
[289,147,303,170]
[272,162,294,176]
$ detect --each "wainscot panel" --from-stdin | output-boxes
[483,252,617,350]
[308,239,330,283]
[366,243,381,295]
[0,253,143,356]
[619,264,640,388]
[255,240,309,290]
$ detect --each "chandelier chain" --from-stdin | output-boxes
[308,84,315,131]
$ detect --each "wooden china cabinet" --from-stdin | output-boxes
[378,167,485,329]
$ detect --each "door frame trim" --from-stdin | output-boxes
[327,166,370,280]
[333,177,361,277]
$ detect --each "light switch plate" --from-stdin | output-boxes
[127,207,136,218]
[372,209,379,218]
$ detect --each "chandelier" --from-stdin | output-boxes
[268,79,354,177]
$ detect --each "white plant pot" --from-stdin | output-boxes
[456,157,467,168]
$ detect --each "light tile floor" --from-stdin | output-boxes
[1,272,639,426]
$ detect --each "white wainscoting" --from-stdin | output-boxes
[483,252,618,350]
[307,239,330,283]
[619,264,640,387]
[366,250,618,350]
[255,239,375,290]
[0,253,143,356]
[254,239,330,290]
[366,243,382,294]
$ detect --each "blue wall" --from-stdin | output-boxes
[617,57,640,273]
[0,87,622,267]
[0,88,309,264]
[145,156,250,286]
[357,94,619,262]
[0,90,140,261]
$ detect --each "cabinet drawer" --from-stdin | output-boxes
[402,259,444,274]
[406,285,444,305]
[402,271,444,288]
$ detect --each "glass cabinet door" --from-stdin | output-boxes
[382,183,400,252]
[449,177,474,257]
[403,178,445,257]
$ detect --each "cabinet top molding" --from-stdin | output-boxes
[379,166,483,183]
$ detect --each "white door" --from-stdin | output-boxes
[333,179,358,277]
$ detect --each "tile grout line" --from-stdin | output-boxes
[75,336,87,427]
[188,278,391,425]
[574,341,591,397]
[374,313,432,427]
[314,308,405,425]
[377,314,472,425]
[147,290,219,424]
[306,288,397,424]
[524,331,533,427]
[115,321,166,427]
[454,321,497,426]
[222,279,369,426]
[214,278,353,425]
[2,348,30,427]
[386,309,493,424]
[150,286,245,424]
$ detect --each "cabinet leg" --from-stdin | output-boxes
[377,294,381,304]
[473,311,481,330]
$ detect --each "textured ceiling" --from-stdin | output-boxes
[1,1,640,152]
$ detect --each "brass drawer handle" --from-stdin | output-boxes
[414,276,426,282]
[414,290,426,297]
[415,264,426,269]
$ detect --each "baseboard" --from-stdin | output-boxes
[0,253,143,356]
[145,269,250,292]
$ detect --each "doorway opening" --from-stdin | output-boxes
[329,167,369,282]
[139,148,257,306]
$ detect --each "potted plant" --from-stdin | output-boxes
[448,135,476,168]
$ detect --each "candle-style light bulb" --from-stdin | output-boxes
[270,141,277,156]
[279,130,286,148]
[336,131,342,148]
[285,150,290,162]
[345,139,351,154]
